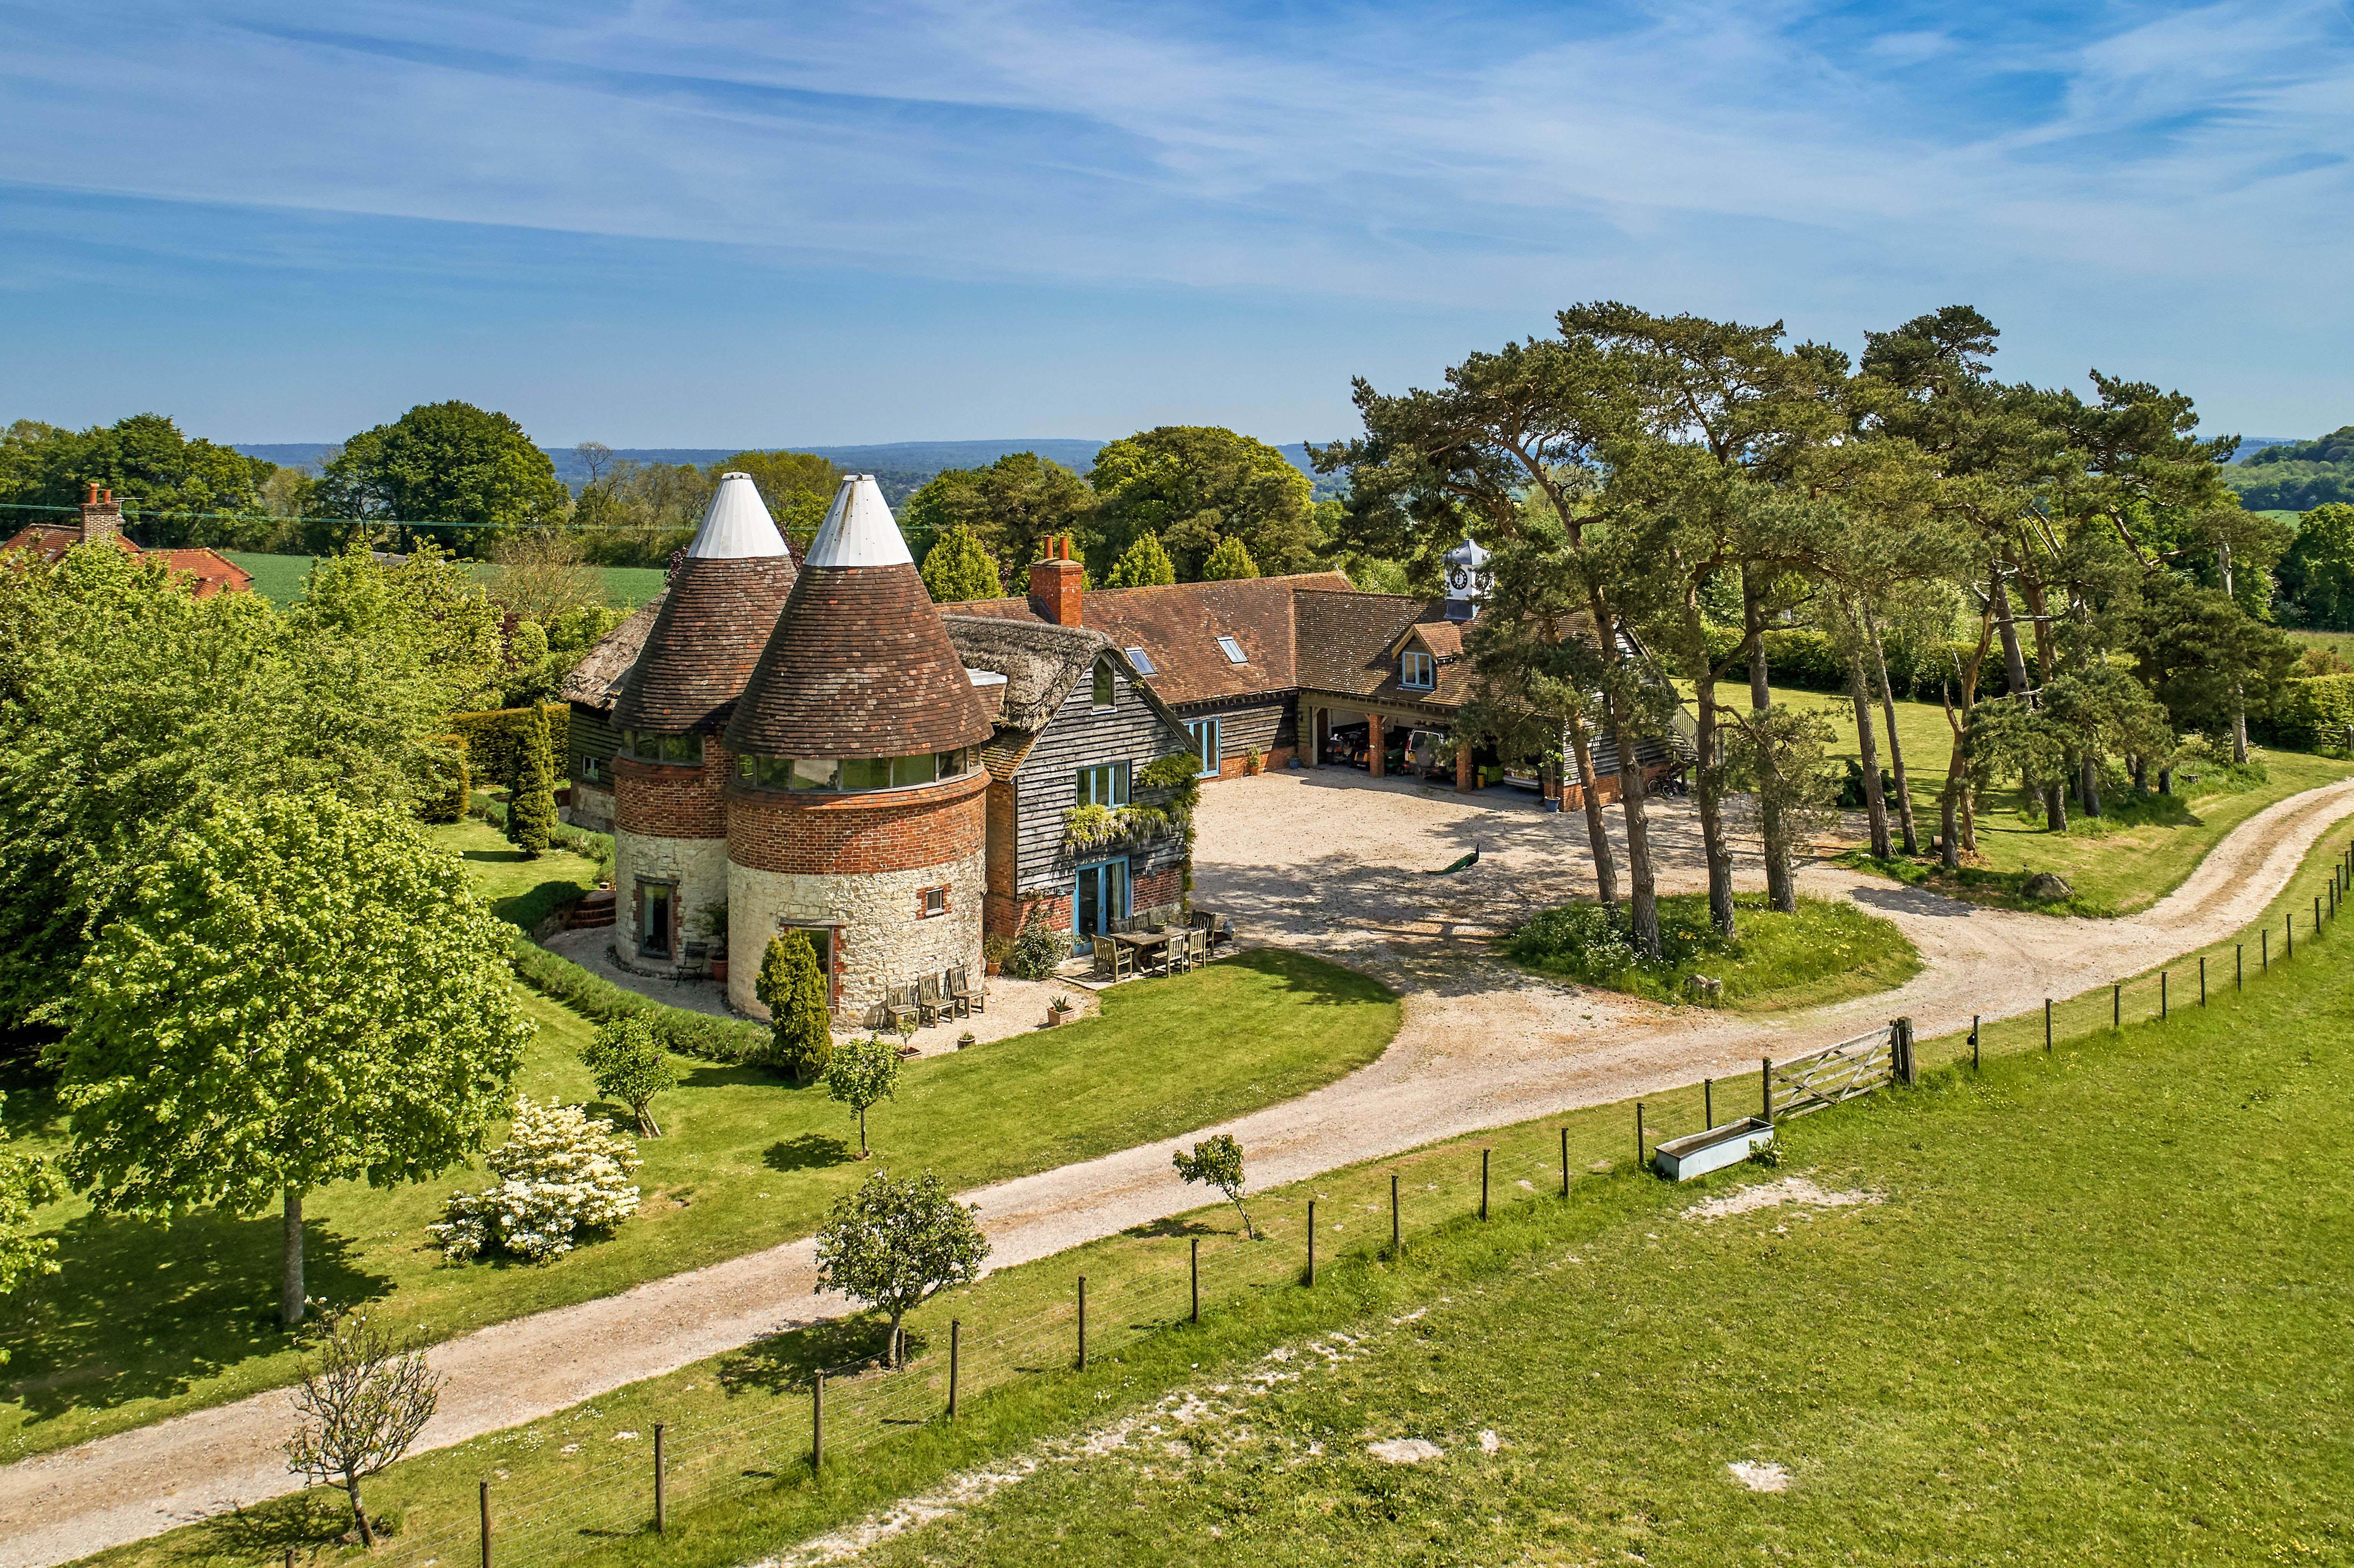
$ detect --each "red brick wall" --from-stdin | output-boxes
[992,889,1071,941]
[1207,744,1295,780]
[614,748,733,838]
[1131,863,1184,911]
[986,780,1019,897]
[1560,761,1671,811]
[728,770,988,876]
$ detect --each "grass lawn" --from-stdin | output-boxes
[221,554,667,611]
[424,818,605,930]
[0,873,1398,1460]
[80,808,2354,1568]
[1503,891,1920,1012]
[1753,682,2354,915]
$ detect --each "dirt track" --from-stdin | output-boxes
[6,771,2349,1568]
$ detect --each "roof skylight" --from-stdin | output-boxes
[1216,636,1247,664]
[1126,646,1156,674]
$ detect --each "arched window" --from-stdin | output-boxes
[1092,658,1116,709]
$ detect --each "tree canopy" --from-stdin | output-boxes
[1088,427,1314,582]
[813,1169,988,1368]
[52,789,531,1324]
[1105,530,1177,588]
[0,414,279,550]
[317,401,569,555]
[919,524,1006,602]
[903,452,1094,574]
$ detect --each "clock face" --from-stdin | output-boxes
[1448,567,1469,590]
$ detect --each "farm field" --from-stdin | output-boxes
[221,553,667,610]
[0,842,1398,1461]
[1754,681,2354,914]
[75,807,2354,1568]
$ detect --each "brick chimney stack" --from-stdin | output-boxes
[79,483,122,545]
[1029,534,1084,627]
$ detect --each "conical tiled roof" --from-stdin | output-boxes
[613,477,797,735]
[725,476,995,759]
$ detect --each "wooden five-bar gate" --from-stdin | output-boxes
[1761,1017,1916,1123]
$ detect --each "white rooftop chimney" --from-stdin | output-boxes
[685,471,790,560]
[802,474,911,569]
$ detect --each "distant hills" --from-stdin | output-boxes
[230,437,1338,504]
[2226,426,2354,513]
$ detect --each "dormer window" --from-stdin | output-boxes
[1400,650,1435,690]
[1216,636,1247,665]
[1092,658,1116,709]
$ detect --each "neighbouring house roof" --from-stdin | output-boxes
[1,524,252,600]
[684,472,792,560]
[612,474,801,735]
[1293,590,1430,696]
[956,571,1354,706]
[563,595,664,713]
[943,616,1195,780]
[725,477,996,760]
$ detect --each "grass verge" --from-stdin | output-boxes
[0,946,1398,1461]
[81,811,2354,1568]
[1503,891,1920,1011]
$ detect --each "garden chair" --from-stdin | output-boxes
[1090,935,1130,983]
[916,973,949,1027]
[881,983,920,1033]
[946,964,982,1016]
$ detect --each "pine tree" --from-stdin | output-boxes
[506,709,555,857]
[1107,531,1177,588]
[1202,536,1259,581]
[757,931,833,1080]
[919,525,1005,603]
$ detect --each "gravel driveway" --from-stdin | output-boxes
[7,770,2350,1568]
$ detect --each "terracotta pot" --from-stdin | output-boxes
[985,960,1002,977]
[1046,1009,1067,1027]
[708,957,728,983]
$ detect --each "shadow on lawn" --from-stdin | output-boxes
[765,1132,856,1172]
[0,1209,390,1428]
[717,1316,910,1394]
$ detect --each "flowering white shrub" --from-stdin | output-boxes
[429,1098,642,1263]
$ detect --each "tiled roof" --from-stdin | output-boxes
[1293,590,1430,695]
[562,594,664,712]
[1,526,252,599]
[956,571,1354,706]
[613,555,798,735]
[1402,620,1464,658]
[943,615,1197,781]
[725,563,996,759]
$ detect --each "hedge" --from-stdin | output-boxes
[422,734,470,823]
[2256,673,2354,750]
[450,703,569,791]
[509,937,779,1067]
[1706,626,1984,701]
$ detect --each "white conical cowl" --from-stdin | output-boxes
[685,471,790,560]
[801,474,911,568]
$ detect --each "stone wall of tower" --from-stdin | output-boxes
[611,748,735,968]
[725,770,989,1021]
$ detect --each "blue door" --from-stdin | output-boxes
[1073,858,1130,954]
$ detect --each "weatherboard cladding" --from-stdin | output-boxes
[612,557,798,735]
[725,564,997,760]
[1008,658,1195,893]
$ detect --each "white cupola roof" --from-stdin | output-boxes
[802,474,911,568]
[684,471,790,560]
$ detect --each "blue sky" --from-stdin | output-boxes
[3,1,2349,447]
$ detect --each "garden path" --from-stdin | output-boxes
[6,772,2352,1568]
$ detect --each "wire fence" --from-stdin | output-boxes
[284,835,2354,1568]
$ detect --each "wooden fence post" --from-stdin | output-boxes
[1971,1014,1980,1072]
[1704,1077,1713,1129]
[653,1422,665,1535]
[811,1371,823,1471]
[479,1480,491,1568]
[1635,1102,1646,1168]
[948,1319,959,1421]
[2238,943,2244,989]
[1390,1173,1401,1254]
[1306,1200,1315,1286]
[2161,971,2167,1020]
[1761,1057,1774,1124]
[1077,1275,1087,1371]
[2200,955,2206,1006]
[2263,930,2269,972]
[1480,1149,1490,1221]
[1559,1127,1569,1198]
[1190,1239,1199,1324]
[1898,1017,1916,1085]
[2045,998,2052,1051]
[2112,983,2120,1029]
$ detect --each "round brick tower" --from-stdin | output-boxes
[610,473,797,975]
[722,474,997,1021]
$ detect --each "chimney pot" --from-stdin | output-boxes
[79,484,124,546]
[1029,540,1084,627]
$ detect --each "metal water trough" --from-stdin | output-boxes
[1652,1117,1774,1181]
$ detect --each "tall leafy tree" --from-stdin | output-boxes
[903,452,1095,572]
[317,401,569,556]
[0,413,278,549]
[53,791,531,1325]
[712,451,841,549]
[919,525,1005,602]
[757,932,832,1080]
[2277,504,2354,631]
[0,1094,59,1321]
[1105,531,1177,587]
[1090,427,1314,582]
[1201,536,1259,580]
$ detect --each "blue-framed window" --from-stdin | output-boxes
[1076,760,1130,806]
[1400,650,1435,690]
[1186,717,1221,778]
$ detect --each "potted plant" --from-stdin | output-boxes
[1046,993,1074,1027]
[698,901,731,982]
[957,1029,977,1049]
[984,933,1014,977]
[1245,746,1266,776]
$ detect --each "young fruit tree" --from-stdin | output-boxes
[813,1170,989,1368]
[1172,1134,1256,1240]
[825,1034,902,1158]
[282,1309,442,1547]
[756,931,833,1081]
[579,1016,678,1137]
[53,790,532,1326]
